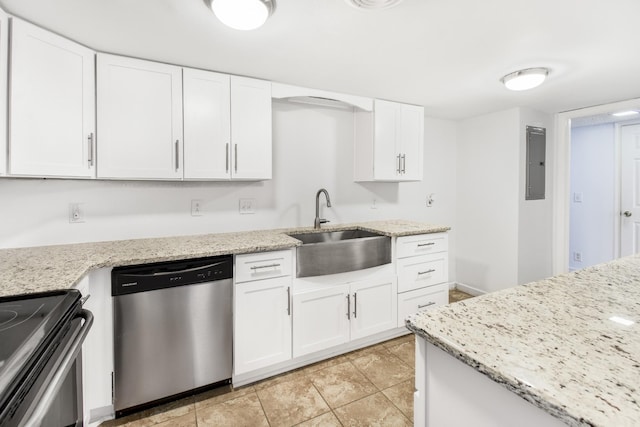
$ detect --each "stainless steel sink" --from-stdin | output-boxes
[289,229,391,277]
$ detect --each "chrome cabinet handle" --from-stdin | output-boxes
[623,211,633,217]
[287,287,291,316]
[417,242,435,247]
[401,154,406,174]
[396,154,401,174]
[234,144,238,172]
[175,140,180,171]
[353,292,357,318]
[226,143,229,173]
[418,302,436,309]
[250,263,281,270]
[87,133,94,167]
[418,269,436,275]
[346,294,351,320]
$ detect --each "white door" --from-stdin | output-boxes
[399,103,424,181]
[234,278,292,375]
[620,123,640,256]
[230,76,272,180]
[9,18,95,178]
[292,286,350,358]
[97,54,183,180]
[350,276,397,341]
[373,99,401,180]
[183,68,231,180]
[0,10,8,176]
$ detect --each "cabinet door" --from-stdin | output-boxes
[97,54,183,180]
[235,277,292,375]
[373,99,401,181]
[350,276,398,341]
[292,285,350,358]
[9,18,95,178]
[399,103,424,181]
[183,68,231,180]
[230,76,272,180]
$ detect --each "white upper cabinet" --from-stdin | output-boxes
[97,54,183,180]
[0,10,7,176]
[354,99,424,182]
[182,71,272,181]
[230,76,272,180]
[183,68,230,180]
[9,18,95,178]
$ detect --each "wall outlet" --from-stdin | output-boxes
[573,251,582,262]
[191,199,204,216]
[573,192,583,203]
[239,198,255,214]
[371,199,377,209]
[426,193,436,207]
[69,203,84,223]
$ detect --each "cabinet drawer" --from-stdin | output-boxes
[235,250,292,283]
[397,253,448,293]
[397,283,448,327]
[396,233,448,258]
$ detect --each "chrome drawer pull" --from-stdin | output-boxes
[287,287,291,316]
[417,242,435,247]
[250,263,281,270]
[418,269,436,275]
[346,294,351,319]
[418,302,436,309]
[353,292,357,318]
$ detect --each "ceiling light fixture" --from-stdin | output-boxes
[208,0,275,31]
[345,0,405,9]
[611,110,639,117]
[501,68,549,91]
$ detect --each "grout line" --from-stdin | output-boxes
[378,386,413,424]
[253,390,273,427]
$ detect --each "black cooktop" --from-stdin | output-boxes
[0,289,81,414]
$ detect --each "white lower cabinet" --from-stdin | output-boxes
[292,276,397,358]
[397,283,448,326]
[234,277,292,375]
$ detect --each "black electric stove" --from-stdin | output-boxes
[0,289,86,427]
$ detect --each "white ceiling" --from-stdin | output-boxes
[2,0,640,119]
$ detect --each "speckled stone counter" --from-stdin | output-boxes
[0,219,449,297]
[407,255,640,427]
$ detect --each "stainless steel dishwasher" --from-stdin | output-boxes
[111,255,232,416]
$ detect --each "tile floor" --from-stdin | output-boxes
[101,289,474,427]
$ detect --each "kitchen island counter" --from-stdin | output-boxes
[0,219,449,297]
[406,255,640,427]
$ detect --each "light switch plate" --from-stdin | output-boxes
[69,203,85,223]
[239,198,255,214]
[191,199,204,216]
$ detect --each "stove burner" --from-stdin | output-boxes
[0,304,44,332]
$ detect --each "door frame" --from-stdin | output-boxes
[552,98,640,275]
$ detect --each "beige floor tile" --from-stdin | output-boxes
[196,392,269,427]
[153,411,197,427]
[381,380,414,421]
[381,333,413,349]
[106,396,195,427]
[194,384,255,411]
[308,361,377,409]
[449,289,474,303]
[387,340,415,367]
[334,393,412,427]
[351,349,413,390]
[344,343,389,361]
[256,376,330,427]
[302,354,350,374]
[294,411,342,426]
[253,367,307,391]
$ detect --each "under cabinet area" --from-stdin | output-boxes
[233,250,293,376]
[354,99,424,182]
[9,18,95,178]
[395,233,449,326]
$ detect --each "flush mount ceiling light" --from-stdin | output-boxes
[501,68,549,91]
[611,110,639,117]
[208,0,275,31]
[345,0,405,10]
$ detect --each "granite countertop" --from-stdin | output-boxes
[406,255,640,427]
[0,219,450,297]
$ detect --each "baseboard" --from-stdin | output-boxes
[453,282,486,296]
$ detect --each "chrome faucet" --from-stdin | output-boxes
[314,188,332,229]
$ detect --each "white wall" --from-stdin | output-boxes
[0,102,458,278]
[518,108,554,285]
[569,123,616,270]
[456,108,520,293]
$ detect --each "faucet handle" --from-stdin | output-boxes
[320,219,330,224]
